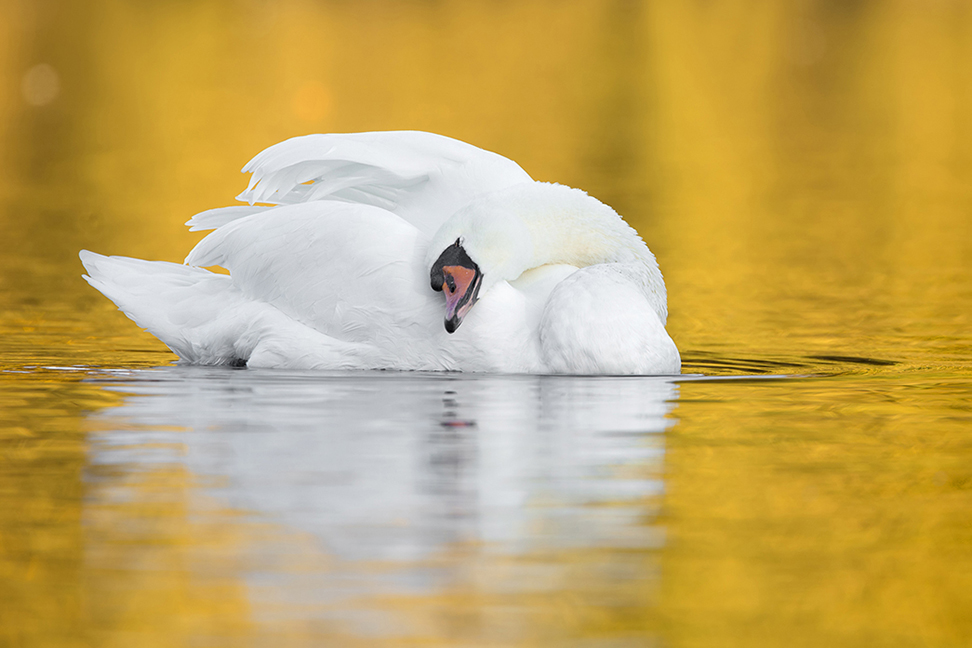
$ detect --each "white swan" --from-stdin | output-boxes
[80,131,680,374]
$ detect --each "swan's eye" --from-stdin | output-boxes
[430,241,477,295]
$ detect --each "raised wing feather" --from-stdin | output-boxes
[186,205,271,232]
[231,131,533,235]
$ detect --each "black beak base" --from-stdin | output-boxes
[430,240,482,334]
[430,239,476,292]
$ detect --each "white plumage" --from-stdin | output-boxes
[81,131,680,374]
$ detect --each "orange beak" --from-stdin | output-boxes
[441,264,481,333]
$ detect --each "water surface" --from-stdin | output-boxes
[2,1,971,646]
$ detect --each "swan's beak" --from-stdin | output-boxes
[441,265,482,333]
[431,240,483,333]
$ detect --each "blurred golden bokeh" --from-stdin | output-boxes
[1,0,970,646]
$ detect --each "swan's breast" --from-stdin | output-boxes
[448,281,543,372]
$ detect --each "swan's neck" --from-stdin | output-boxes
[518,185,650,271]
[427,181,669,323]
[514,184,668,324]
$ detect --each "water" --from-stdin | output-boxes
[2,1,972,646]
[88,369,673,641]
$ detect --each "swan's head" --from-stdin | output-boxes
[429,239,483,333]
[428,196,534,333]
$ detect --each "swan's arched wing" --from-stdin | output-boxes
[184,201,454,369]
[188,131,532,236]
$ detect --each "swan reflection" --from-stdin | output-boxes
[86,368,678,621]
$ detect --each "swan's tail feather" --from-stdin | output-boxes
[80,250,253,364]
[80,250,374,369]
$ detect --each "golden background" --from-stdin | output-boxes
[1,1,970,646]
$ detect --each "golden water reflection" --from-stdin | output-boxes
[62,370,673,647]
[664,372,972,647]
[1,0,971,646]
